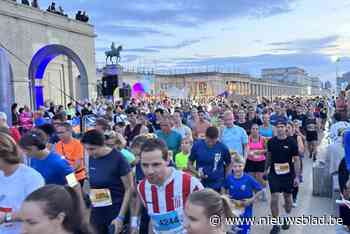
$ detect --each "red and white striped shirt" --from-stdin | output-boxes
[137,169,203,233]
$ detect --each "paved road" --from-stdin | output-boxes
[251,133,337,234]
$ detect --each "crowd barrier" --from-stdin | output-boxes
[312,130,342,216]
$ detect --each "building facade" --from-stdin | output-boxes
[117,71,306,99]
[0,0,97,109]
[262,67,321,96]
[337,72,350,94]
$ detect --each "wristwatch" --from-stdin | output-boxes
[4,212,12,223]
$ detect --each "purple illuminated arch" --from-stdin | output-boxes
[28,44,89,109]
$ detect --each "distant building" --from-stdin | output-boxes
[261,67,321,95]
[337,72,350,94]
[324,81,332,89]
[310,76,322,96]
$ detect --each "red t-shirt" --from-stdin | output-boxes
[10,127,21,142]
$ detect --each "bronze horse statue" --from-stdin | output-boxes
[105,43,122,64]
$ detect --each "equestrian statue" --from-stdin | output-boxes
[105,42,122,64]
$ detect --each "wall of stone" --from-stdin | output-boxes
[0,0,96,107]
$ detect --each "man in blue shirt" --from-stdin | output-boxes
[156,118,182,156]
[220,110,248,158]
[188,126,231,193]
[18,128,74,185]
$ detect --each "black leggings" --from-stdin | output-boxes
[92,223,109,234]
[292,186,299,201]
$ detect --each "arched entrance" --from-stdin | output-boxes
[28,44,89,109]
[0,48,15,125]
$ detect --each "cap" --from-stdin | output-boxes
[275,118,287,126]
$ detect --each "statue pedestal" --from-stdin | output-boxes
[103,64,122,76]
[101,64,122,98]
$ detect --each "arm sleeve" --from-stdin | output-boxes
[241,129,248,144]
[189,142,198,162]
[249,175,263,192]
[223,146,231,165]
[117,152,132,177]
[62,159,74,175]
[59,158,75,182]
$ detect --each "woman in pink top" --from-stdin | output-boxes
[244,123,267,199]
[19,105,33,133]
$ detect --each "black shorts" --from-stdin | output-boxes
[268,174,293,194]
[306,131,318,142]
[244,159,265,173]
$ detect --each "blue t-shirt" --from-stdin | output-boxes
[156,130,182,155]
[224,173,262,218]
[220,126,248,156]
[259,125,273,138]
[30,151,74,185]
[189,139,231,190]
[34,117,48,127]
[89,148,131,225]
[343,130,350,171]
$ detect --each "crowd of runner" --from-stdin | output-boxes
[1,93,350,234]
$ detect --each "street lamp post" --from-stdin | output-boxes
[335,57,340,94]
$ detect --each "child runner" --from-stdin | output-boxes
[175,137,193,173]
[223,154,263,234]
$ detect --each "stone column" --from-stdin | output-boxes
[0,48,15,125]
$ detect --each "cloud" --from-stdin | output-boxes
[40,0,296,27]
[148,39,201,50]
[96,38,201,55]
[96,25,173,37]
[124,48,160,53]
[168,52,350,81]
[267,35,340,53]
[121,55,140,63]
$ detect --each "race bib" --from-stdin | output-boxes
[151,210,184,234]
[89,189,112,207]
[233,203,245,216]
[66,173,78,188]
[274,163,290,175]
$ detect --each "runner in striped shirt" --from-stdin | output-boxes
[132,138,203,234]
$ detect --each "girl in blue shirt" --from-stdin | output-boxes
[223,154,263,234]
[259,113,274,139]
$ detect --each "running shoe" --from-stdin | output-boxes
[282,218,290,230]
[270,225,281,234]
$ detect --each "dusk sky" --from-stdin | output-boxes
[40,0,350,82]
